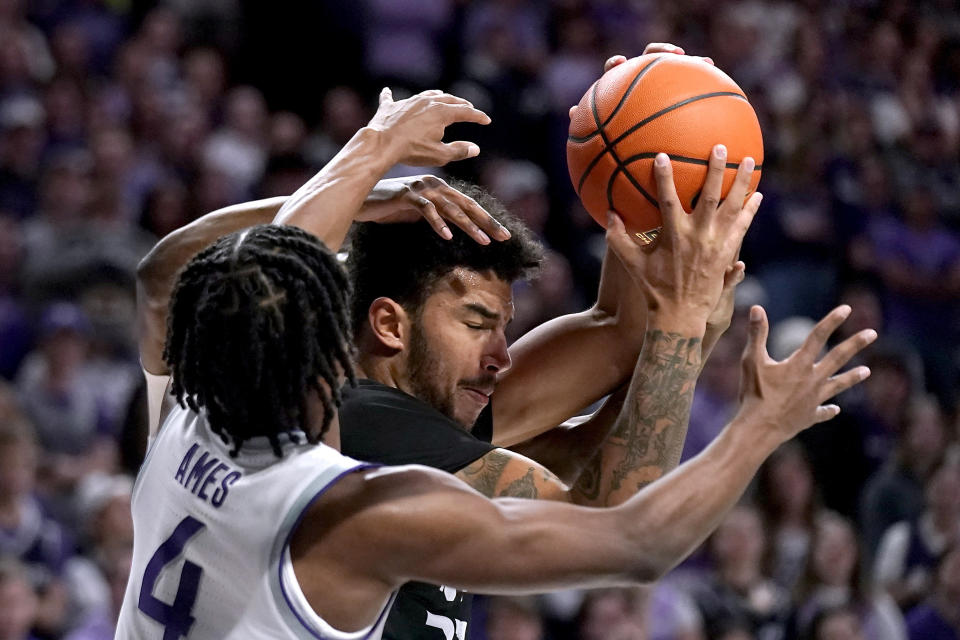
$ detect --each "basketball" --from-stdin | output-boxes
[567,53,764,240]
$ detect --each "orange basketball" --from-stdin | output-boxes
[567,53,763,240]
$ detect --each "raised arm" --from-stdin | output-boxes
[570,148,758,506]
[470,146,759,503]
[295,304,876,632]
[490,44,725,449]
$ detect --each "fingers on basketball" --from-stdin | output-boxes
[567,55,763,238]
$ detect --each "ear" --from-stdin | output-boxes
[366,297,409,351]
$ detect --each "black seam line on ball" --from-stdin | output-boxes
[568,56,665,144]
[589,80,660,211]
[619,152,763,171]
[575,91,749,195]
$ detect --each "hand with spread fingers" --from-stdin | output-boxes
[737,304,877,445]
[357,175,511,244]
[370,88,491,167]
[605,144,763,327]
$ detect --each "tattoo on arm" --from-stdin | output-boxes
[574,329,701,506]
[459,450,563,499]
[459,450,512,498]
[502,468,539,499]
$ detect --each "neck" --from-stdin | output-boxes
[321,424,341,451]
[356,352,407,393]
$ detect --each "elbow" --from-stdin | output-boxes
[136,252,156,283]
[137,237,171,284]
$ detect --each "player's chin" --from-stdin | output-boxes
[454,391,488,427]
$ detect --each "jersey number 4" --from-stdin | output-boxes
[138,516,206,640]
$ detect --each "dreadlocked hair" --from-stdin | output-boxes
[346,179,543,337]
[163,224,355,457]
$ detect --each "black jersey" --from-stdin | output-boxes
[338,379,496,640]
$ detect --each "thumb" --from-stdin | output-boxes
[744,305,770,361]
[379,87,393,107]
[724,261,746,288]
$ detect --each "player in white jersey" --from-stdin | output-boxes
[117,88,877,639]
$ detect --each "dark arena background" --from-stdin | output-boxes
[1,1,959,639]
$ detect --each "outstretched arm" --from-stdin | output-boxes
[297,305,875,631]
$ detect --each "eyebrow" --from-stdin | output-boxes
[464,303,515,325]
[464,303,500,320]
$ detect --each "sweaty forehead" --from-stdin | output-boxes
[431,267,514,314]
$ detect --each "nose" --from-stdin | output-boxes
[481,330,511,374]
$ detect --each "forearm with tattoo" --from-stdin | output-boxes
[572,328,702,506]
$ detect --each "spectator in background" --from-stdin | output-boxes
[874,460,960,610]
[756,443,824,593]
[0,95,45,218]
[181,47,227,118]
[577,589,645,640]
[306,86,371,168]
[644,578,706,640]
[904,548,960,640]
[62,474,132,640]
[860,396,950,559]
[62,543,130,640]
[363,0,453,90]
[137,178,190,240]
[867,184,960,407]
[0,417,71,637]
[203,85,269,196]
[685,504,793,640]
[485,597,543,640]
[835,346,917,483]
[807,606,868,640]
[0,557,39,640]
[15,303,117,500]
[794,512,906,640]
[19,150,94,300]
[0,212,29,380]
[540,12,604,114]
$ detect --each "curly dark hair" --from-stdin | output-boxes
[163,224,355,457]
[346,180,543,336]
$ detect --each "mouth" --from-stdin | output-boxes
[461,386,493,406]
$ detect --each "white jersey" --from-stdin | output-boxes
[116,403,394,639]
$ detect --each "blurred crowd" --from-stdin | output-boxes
[0,0,958,639]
